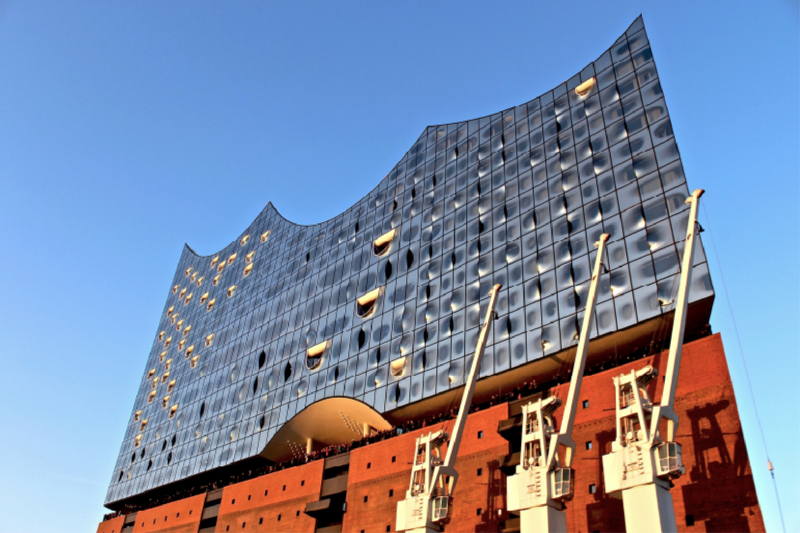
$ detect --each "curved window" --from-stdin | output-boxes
[169,404,178,419]
[240,234,250,246]
[244,263,254,277]
[227,286,237,298]
[373,229,397,256]
[184,267,192,277]
[205,333,215,347]
[185,345,194,358]
[260,230,271,243]
[210,256,219,268]
[213,275,221,286]
[200,292,209,304]
[575,77,596,97]
[190,355,200,368]
[390,357,406,377]
[207,298,216,311]
[306,341,327,370]
[227,253,237,265]
[246,251,255,262]
[356,288,382,318]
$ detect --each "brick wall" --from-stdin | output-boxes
[130,494,205,533]
[96,515,125,533]
[98,334,765,533]
[213,460,323,533]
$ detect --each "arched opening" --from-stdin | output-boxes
[306,342,326,370]
[373,229,397,256]
[390,357,405,377]
[356,288,381,318]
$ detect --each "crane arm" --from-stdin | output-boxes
[649,189,704,444]
[432,284,502,492]
[546,234,609,470]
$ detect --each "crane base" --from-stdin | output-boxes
[621,483,678,533]
[519,506,567,533]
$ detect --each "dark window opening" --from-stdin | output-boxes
[354,221,360,233]
[358,329,366,349]
[477,468,483,476]
[478,431,483,439]
[406,250,414,269]
[364,496,368,503]
[589,484,596,494]
[477,508,483,516]
[258,351,266,368]
[367,462,371,469]
[389,489,394,497]
[392,456,396,463]
[384,260,393,280]
[199,401,205,418]
[686,515,695,526]
[586,441,593,450]
[253,376,258,394]
[284,362,292,382]
[582,399,589,409]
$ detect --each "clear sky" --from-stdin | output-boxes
[0,2,796,532]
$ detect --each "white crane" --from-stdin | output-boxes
[601,189,704,533]
[396,284,502,533]
[507,233,609,533]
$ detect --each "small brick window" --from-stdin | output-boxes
[589,484,596,494]
[586,441,593,450]
[247,495,251,500]
[278,514,282,521]
[477,430,483,439]
[386,526,391,532]
[231,499,235,504]
[283,485,286,491]
[392,456,396,463]
[389,489,394,497]
[367,462,372,469]
[686,515,695,526]
[176,513,180,518]
[582,399,589,409]
[301,480,305,486]
[296,511,300,517]
[225,527,229,532]
[364,495,369,503]
[264,489,268,496]
[259,518,263,525]
[241,522,246,529]
[477,468,483,476]
[477,508,483,516]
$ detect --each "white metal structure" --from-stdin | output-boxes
[602,189,704,533]
[507,234,609,533]
[396,284,502,533]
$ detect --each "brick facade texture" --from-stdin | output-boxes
[98,333,764,533]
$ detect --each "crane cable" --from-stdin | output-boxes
[701,203,786,533]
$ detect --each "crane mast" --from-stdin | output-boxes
[396,284,502,533]
[507,234,609,533]
[601,189,704,533]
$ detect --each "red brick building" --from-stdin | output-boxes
[98,334,764,533]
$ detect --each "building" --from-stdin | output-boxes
[97,16,764,533]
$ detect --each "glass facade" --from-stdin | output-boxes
[105,16,713,505]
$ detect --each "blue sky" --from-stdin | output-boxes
[0,2,796,532]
